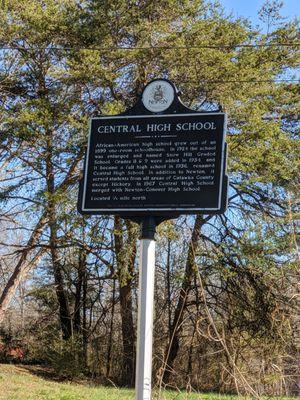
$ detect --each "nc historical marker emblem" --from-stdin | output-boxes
[142,80,175,112]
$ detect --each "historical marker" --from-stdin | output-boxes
[79,86,227,216]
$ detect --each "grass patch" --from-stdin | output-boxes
[0,364,293,400]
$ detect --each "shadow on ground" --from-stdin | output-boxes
[17,364,75,383]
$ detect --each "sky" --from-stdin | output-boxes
[220,0,299,26]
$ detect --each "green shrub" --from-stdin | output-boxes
[44,335,87,379]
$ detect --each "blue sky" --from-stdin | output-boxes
[220,0,299,26]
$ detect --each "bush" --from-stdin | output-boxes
[44,335,87,379]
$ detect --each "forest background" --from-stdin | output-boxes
[0,0,299,397]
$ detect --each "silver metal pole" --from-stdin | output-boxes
[135,237,156,400]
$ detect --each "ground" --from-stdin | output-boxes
[0,364,293,400]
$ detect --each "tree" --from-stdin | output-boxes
[0,0,299,391]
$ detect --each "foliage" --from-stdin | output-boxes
[43,335,87,379]
[0,0,299,395]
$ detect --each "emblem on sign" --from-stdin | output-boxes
[142,80,175,112]
[152,85,165,102]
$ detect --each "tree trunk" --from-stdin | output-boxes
[82,262,88,367]
[162,215,204,383]
[114,216,137,386]
[0,215,46,323]
[119,281,135,385]
[49,218,72,340]
[166,238,172,339]
[106,278,116,377]
[74,248,86,335]
[46,130,72,340]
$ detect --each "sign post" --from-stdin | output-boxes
[78,79,228,400]
[135,217,157,400]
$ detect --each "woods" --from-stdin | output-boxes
[0,0,299,397]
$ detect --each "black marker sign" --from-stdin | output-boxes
[79,112,227,216]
